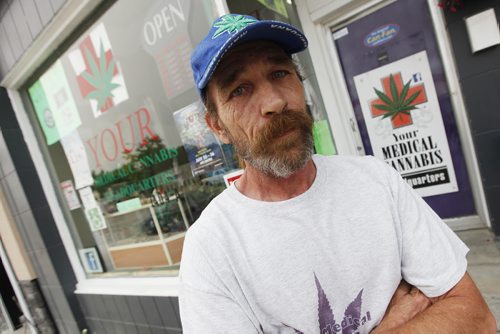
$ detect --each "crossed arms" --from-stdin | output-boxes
[372,272,496,333]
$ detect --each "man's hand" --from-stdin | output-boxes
[371,281,431,333]
[372,273,496,334]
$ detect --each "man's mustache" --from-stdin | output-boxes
[258,109,313,143]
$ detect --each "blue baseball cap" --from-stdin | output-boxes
[191,14,308,95]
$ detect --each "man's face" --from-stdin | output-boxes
[205,41,314,178]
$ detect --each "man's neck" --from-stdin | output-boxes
[235,159,317,202]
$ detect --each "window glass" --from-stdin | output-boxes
[27,0,233,276]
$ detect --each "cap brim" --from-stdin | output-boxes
[197,20,308,90]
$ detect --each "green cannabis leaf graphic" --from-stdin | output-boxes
[82,40,119,110]
[212,15,257,39]
[373,74,421,120]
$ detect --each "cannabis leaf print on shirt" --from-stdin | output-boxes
[285,274,372,334]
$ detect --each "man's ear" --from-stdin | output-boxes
[205,113,231,144]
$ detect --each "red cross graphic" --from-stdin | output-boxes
[76,36,118,113]
[370,73,427,129]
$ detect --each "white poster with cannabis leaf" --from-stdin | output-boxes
[68,22,129,118]
[354,51,458,197]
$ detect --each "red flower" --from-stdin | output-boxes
[437,0,462,12]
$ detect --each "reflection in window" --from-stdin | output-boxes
[26,0,237,276]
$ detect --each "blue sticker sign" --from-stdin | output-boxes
[364,24,399,47]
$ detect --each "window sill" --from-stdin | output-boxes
[75,275,180,297]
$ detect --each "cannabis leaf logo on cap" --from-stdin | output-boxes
[212,14,258,39]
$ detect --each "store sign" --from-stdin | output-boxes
[68,23,129,117]
[84,107,159,169]
[364,24,399,47]
[142,0,193,98]
[142,0,188,47]
[354,51,458,197]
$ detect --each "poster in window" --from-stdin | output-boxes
[60,131,94,189]
[79,187,107,231]
[353,51,458,197]
[39,61,82,139]
[60,180,81,210]
[29,60,81,145]
[29,81,60,145]
[68,22,129,118]
[78,247,104,273]
[142,0,194,99]
[173,101,224,176]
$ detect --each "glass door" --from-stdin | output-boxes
[332,0,476,219]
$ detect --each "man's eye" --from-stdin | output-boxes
[272,70,289,79]
[230,86,245,98]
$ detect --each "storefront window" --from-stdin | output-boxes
[26,0,231,276]
[25,0,336,277]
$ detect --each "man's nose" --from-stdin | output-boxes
[259,82,287,116]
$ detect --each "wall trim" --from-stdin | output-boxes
[75,276,180,297]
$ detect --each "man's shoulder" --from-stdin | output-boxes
[313,154,396,198]
[187,187,234,234]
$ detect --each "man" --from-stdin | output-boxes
[179,14,496,333]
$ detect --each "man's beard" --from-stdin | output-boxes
[225,109,314,178]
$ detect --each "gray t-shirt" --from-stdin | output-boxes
[179,155,468,333]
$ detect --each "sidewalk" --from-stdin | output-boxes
[456,228,500,333]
